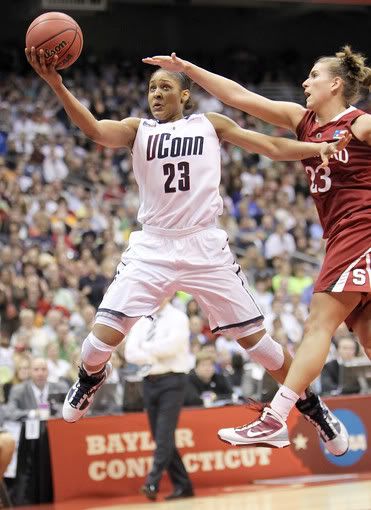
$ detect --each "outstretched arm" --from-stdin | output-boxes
[352,113,371,145]
[143,53,306,132]
[206,113,351,165]
[26,47,139,148]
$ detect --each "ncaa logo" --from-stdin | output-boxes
[321,409,367,467]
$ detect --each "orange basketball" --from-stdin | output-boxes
[26,12,83,70]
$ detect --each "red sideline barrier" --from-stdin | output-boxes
[47,395,370,502]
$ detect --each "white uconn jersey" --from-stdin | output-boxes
[97,114,265,339]
[132,114,223,230]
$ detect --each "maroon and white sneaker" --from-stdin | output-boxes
[218,406,290,448]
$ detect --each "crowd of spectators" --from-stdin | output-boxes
[0,55,370,423]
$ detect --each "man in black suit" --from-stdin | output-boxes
[4,357,68,421]
[321,337,361,395]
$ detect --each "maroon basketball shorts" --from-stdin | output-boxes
[314,216,371,329]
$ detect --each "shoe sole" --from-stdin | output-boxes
[218,434,290,449]
[327,420,350,457]
[335,445,349,457]
[140,487,157,500]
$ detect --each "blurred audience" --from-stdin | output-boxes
[2,354,31,403]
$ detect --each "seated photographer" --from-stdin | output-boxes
[321,336,361,395]
[4,357,68,421]
[184,351,233,407]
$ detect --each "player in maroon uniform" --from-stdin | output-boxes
[144,46,371,449]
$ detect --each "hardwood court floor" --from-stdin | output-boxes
[16,474,371,510]
[97,480,371,510]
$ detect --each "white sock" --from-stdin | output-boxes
[270,385,300,421]
[246,333,284,371]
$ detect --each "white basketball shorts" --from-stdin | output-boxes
[95,225,264,338]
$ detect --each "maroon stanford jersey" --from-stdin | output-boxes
[296,106,371,239]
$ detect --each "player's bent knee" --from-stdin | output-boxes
[234,319,265,344]
[92,322,125,345]
[95,309,140,338]
[303,312,339,337]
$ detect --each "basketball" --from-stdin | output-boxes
[26,12,83,70]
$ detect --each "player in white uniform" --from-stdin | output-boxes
[26,47,349,457]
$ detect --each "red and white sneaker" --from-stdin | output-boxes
[218,406,290,448]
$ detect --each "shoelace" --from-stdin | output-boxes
[70,374,103,407]
[235,398,268,431]
[304,405,337,441]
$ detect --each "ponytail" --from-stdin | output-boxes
[317,45,371,104]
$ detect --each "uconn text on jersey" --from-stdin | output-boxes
[146,133,205,161]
